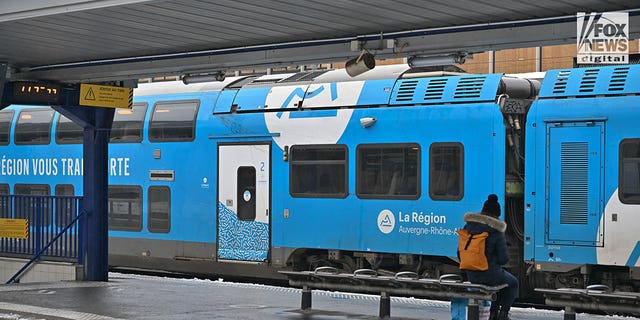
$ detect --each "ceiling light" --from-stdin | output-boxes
[345,51,376,77]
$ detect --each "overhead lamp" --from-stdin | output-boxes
[407,52,471,68]
[182,71,226,84]
[345,50,376,77]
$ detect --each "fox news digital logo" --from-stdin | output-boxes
[577,12,629,64]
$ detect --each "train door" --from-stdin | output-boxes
[546,121,604,246]
[217,143,271,262]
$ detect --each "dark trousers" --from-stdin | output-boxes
[467,268,519,313]
[492,269,519,313]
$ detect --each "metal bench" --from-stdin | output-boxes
[280,267,507,319]
[536,285,640,320]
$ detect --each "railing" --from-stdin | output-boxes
[0,194,83,262]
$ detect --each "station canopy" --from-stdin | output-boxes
[1,0,639,83]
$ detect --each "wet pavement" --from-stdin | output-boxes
[0,273,636,320]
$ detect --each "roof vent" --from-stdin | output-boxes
[280,71,328,83]
[424,78,447,100]
[608,66,630,91]
[454,76,486,99]
[394,80,418,102]
[552,70,572,94]
[578,68,599,93]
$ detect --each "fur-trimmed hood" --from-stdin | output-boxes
[463,212,507,232]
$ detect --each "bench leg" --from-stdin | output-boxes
[379,291,390,319]
[563,306,576,320]
[467,298,479,320]
[301,286,312,310]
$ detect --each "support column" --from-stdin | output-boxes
[535,46,542,72]
[0,62,7,109]
[563,306,576,320]
[467,298,479,320]
[301,286,312,310]
[379,291,390,318]
[81,107,114,281]
[488,51,495,74]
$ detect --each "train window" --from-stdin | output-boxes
[55,185,75,229]
[619,139,640,204]
[13,184,51,226]
[55,114,83,144]
[14,109,54,145]
[148,186,170,233]
[429,143,464,201]
[108,185,142,231]
[0,184,8,218]
[289,144,348,198]
[148,100,199,142]
[0,110,14,145]
[111,103,148,143]
[356,144,420,199]
[237,167,256,220]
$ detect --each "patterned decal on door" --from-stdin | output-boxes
[217,202,268,261]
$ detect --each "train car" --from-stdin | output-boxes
[525,66,640,291]
[0,64,638,296]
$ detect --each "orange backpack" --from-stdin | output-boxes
[457,229,489,271]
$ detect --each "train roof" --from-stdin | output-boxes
[134,76,248,96]
[134,64,411,96]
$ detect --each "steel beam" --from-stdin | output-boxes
[13,15,640,83]
[0,0,158,22]
[80,107,114,281]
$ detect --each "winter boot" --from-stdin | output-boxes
[488,305,500,320]
[497,309,511,320]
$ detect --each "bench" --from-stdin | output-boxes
[280,267,507,319]
[536,285,640,320]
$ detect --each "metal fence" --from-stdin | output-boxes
[0,194,83,262]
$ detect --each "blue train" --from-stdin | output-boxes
[1,63,639,295]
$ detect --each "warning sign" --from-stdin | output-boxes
[0,218,28,239]
[79,84,133,109]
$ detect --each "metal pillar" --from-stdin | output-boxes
[301,286,312,310]
[79,107,114,281]
[488,51,495,74]
[379,291,391,318]
[0,62,7,109]
[563,306,576,320]
[467,298,480,320]
[535,46,542,72]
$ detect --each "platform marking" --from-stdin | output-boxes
[0,302,124,320]
[0,281,111,292]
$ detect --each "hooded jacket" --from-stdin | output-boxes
[460,212,509,284]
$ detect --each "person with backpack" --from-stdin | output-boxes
[457,194,519,320]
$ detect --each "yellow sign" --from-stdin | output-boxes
[0,218,28,239]
[79,84,133,109]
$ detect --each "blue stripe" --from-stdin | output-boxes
[330,82,338,101]
[276,88,306,118]
[627,241,640,266]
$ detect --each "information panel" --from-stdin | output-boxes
[0,218,28,239]
[10,82,61,105]
[79,84,133,109]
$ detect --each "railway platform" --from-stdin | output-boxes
[0,273,636,320]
